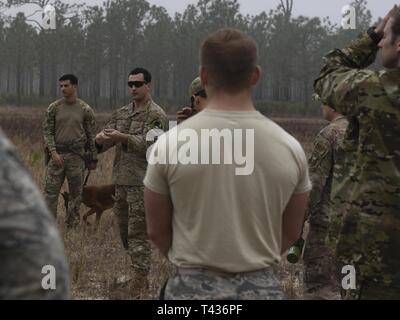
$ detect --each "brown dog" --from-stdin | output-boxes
[61,184,115,225]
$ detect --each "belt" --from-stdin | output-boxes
[176,267,273,277]
[56,145,84,154]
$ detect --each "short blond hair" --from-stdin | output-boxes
[200,28,258,92]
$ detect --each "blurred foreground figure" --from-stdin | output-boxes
[0,129,69,299]
[314,6,400,299]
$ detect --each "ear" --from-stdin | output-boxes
[251,66,262,86]
[199,66,207,87]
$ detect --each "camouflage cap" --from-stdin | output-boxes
[189,77,204,97]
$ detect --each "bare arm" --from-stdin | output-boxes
[144,187,173,257]
[281,192,309,254]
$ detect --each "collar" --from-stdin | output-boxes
[131,97,152,116]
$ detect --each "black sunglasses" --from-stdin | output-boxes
[194,89,207,98]
[128,81,147,88]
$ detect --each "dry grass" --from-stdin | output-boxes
[0,107,326,300]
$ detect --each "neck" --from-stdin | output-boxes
[133,95,150,110]
[65,95,77,104]
[206,89,255,111]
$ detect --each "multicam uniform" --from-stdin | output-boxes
[43,98,97,226]
[303,116,348,299]
[97,99,167,284]
[0,129,69,299]
[314,31,400,299]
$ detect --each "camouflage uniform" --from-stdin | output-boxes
[164,268,285,300]
[0,129,69,299]
[314,32,400,299]
[189,77,203,97]
[43,98,97,226]
[97,99,168,279]
[303,116,348,300]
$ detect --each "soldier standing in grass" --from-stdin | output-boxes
[144,29,311,300]
[314,6,400,299]
[176,77,208,123]
[43,74,98,228]
[95,67,168,298]
[302,98,348,300]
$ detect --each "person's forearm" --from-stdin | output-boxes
[150,233,172,258]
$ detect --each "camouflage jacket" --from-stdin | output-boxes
[98,99,168,186]
[307,116,348,229]
[0,129,69,299]
[43,98,97,160]
[314,32,400,293]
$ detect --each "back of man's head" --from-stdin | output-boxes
[200,28,258,93]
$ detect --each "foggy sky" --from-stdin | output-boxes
[65,0,400,24]
[4,0,399,25]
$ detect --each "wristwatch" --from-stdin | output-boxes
[367,26,383,45]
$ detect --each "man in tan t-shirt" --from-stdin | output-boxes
[144,28,311,300]
[43,74,97,227]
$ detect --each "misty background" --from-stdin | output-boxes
[0,0,390,115]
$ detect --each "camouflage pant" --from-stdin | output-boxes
[114,185,151,273]
[303,224,341,300]
[164,268,285,300]
[43,152,84,225]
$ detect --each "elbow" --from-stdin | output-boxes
[289,230,302,245]
[147,228,156,242]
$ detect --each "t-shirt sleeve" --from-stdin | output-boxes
[143,135,170,195]
[293,142,312,194]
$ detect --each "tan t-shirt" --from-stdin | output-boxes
[144,109,311,272]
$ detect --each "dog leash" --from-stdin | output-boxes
[83,169,91,187]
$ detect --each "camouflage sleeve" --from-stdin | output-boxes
[126,110,168,156]
[314,32,380,116]
[307,128,333,220]
[97,111,117,154]
[83,105,98,161]
[42,104,57,152]
[0,130,69,299]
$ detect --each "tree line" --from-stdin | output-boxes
[0,0,374,114]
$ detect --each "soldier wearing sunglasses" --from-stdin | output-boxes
[95,67,168,298]
[176,77,208,123]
